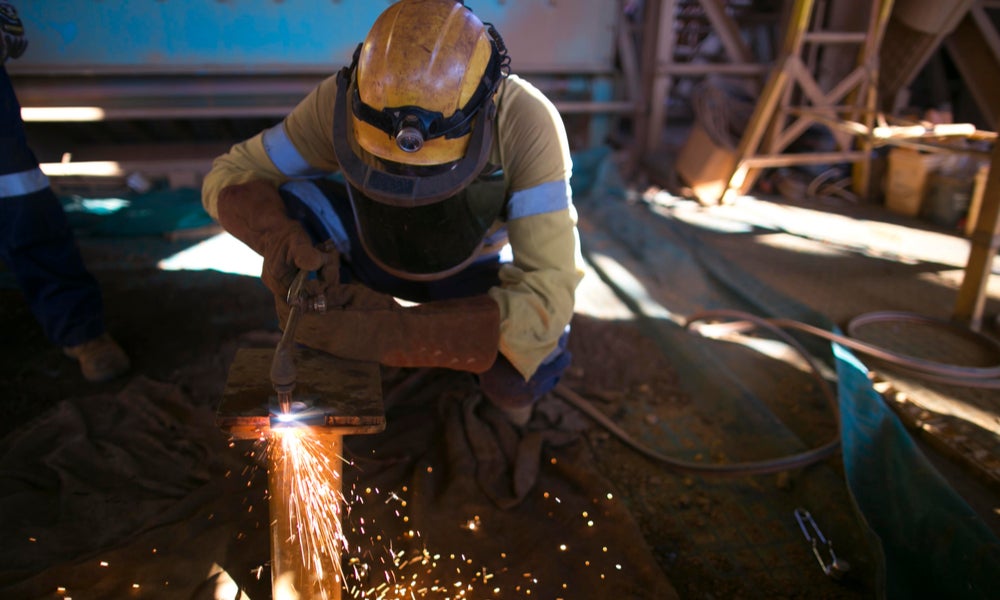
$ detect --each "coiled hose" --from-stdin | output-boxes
[554,309,1000,476]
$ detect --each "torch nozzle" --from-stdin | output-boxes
[277,391,293,416]
[271,333,298,415]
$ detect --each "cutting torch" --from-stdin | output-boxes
[271,270,326,415]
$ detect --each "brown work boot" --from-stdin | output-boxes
[63,333,131,383]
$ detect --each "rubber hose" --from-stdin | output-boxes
[555,308,1000,476]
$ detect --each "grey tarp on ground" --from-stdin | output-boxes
[0,375,680,599]
[339,368,680,598]
[0,378,273,599]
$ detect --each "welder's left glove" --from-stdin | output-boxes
[0,3,28,63]
[276,292,501,374]
[216,179,328,298]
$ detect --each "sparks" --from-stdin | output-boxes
[258,430,617,599]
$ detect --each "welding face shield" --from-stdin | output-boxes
[331,0,509,280]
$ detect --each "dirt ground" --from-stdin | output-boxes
[1,215,879,599]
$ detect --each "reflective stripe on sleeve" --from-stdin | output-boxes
[0,167,50,198]
[262,122,327,178]
[507,179,571,220]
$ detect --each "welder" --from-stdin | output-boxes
[202,0,583,425]
[0,2,130,383]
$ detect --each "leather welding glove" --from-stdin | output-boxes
[309,250,401,311]
[216,180,327,298]
[276,291,501,374]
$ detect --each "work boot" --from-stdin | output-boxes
[63,333,131,383]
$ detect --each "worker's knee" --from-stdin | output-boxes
[479,331,571,409]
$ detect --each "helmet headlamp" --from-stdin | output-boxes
[395,117,426,153]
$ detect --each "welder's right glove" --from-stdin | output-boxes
[216,179,328,298]
[0,2,28,63]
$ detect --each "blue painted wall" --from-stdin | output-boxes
[9,1,616,75]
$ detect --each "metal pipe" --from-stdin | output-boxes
[658,62,770,76]
[219,348,385,600]
[269,430,345,600]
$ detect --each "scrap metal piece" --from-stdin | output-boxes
[219,347,385,440]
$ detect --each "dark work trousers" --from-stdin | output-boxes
[280,178,571,410]
[0,66,105,347]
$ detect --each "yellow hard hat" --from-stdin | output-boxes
[331,0,510,281]
[356,0,500,166]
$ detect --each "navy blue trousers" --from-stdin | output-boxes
[281,178,570,409]
[0,66,105,347]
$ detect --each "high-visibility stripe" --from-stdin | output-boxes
[0,167,49,198]
[507,179,571,220]
[262,122,327,178]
